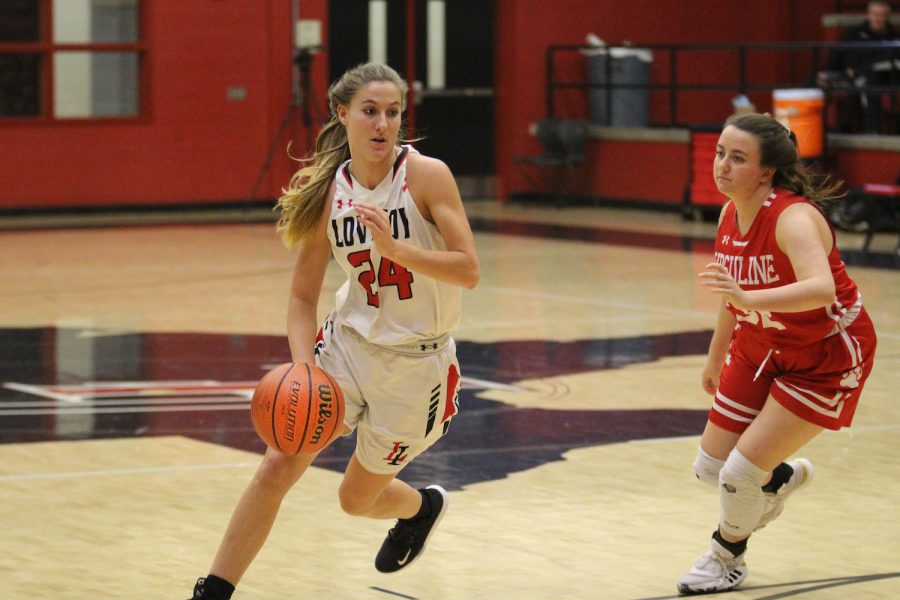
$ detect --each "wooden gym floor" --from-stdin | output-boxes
[0,200,898,599]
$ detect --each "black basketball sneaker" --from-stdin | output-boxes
[187,576,232,600]
[375,485,449,573]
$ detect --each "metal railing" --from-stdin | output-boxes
[546,41,900,133]
[834,1,900,11]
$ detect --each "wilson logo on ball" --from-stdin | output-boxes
[250,363,345,455]
[310,383,335,445]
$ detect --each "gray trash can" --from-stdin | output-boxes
[586,47,652,127]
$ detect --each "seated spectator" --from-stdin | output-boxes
[817,1,900,133]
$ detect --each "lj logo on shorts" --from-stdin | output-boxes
[384,441,410,466]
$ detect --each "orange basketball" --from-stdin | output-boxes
[250,362,345,455]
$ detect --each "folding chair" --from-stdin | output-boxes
[512,118,589,205]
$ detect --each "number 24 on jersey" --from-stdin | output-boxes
[347,249,414,307]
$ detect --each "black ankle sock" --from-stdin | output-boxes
[712,530,748,557]
[762,462,794,494]
[197,575,235,600]
[403,489,432,522]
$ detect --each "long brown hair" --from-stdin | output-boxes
[724,113,843,204]
[276,63,408,246]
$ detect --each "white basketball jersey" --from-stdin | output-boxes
[328,145,461,345]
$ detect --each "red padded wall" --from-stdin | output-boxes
[1,0,888,210]
[0,0,329,209]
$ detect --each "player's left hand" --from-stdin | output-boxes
[355,202,398,260]
[698,262,751,310]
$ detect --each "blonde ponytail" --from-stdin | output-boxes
[276,120,349,246]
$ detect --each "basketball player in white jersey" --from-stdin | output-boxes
[188,62,479,600]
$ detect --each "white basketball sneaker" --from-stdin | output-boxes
[676,537,748,595]
[755,458,814,531]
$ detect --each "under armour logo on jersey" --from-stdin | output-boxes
[420,343,439,351]
[336,198,354,209]
[722,234,731,245]
[384,441,410,466]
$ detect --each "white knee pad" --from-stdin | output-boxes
[692,447,725,487]
[718,448,767,537]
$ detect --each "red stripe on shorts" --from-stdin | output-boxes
[442,363,459,422]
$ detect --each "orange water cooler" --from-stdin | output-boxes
[773,88,825,158]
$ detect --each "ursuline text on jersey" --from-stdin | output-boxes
[714,252,781,286]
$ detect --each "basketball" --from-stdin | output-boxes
[250,362,345,455]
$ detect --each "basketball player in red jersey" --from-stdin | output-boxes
[677,113,877,595]
[188,63,479,600]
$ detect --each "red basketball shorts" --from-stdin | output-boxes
[709,310,877,432]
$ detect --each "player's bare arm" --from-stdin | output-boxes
[287,196,333,364]
[702,298,737,395]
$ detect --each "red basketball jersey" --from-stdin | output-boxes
[714,187,862,348]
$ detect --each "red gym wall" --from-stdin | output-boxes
[492,0,869,204]
[0,0,895,210]
[0,1,329,210]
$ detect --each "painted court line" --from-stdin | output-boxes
[478,284,714,318]
[0,403,251,416]
[0,461,259,482]
[0,396,249,409]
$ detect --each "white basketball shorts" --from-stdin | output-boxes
[314,314,461,475]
